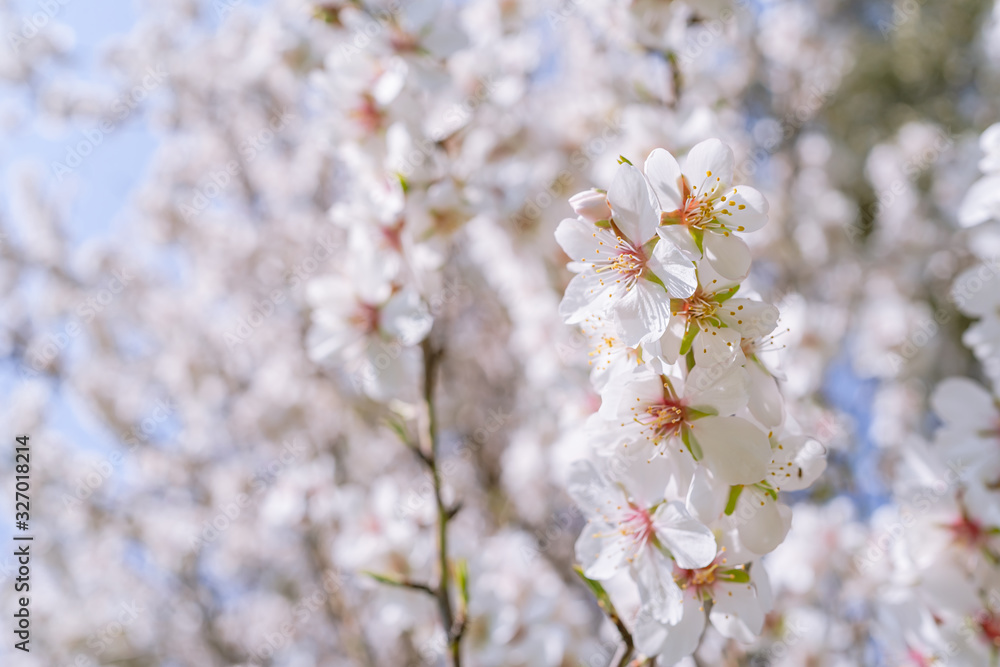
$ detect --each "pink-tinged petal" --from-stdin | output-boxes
[710,578,763,640]
[644,148,685,210]
[715,186,768,233]
[683,138,734,193]
[569,189,612,223]
[656,224,702,261]
[746,361,784,428]
[693,325,740,367]
[607,163,659,243]
[717,299,780,339]
[649,239,698,298]
[704,232,751,281]
[930,377,997,430]
[614,279,673,347]
[652,501,718,569]
[690,416,770,485]
[686,363,749,416]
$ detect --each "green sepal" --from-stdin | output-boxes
[593,219,612,228]
[617,155,633,166]
[681,425,703,461]
[724,485,744,516]
[718,568,751,584]
[686,406,719,420]
[679,321,699,356]
[573,565,618,617]
[690,226,705,254]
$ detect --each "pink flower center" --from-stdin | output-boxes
[350,304,380,335]
[620,505,655,549]
[634,398,688,441]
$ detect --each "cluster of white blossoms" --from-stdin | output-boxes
[866,123,1000,664]
[557,139,827,663]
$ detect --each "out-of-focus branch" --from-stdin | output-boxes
[418,337,466,667]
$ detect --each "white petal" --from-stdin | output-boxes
[656,224,702,261]
[380,288,432,345]
[607,163,658,243]
[690,416,770,485]
[649,239,698,298]
[930,377,997,430]
[566,460,623,522]
[768,435,826,492]
[746,361,784,427]
[685,363,749,416]
[715,186,768,233]
[575,520,628,580]
[559,271,622,324]
[653,501,718,569]
[717,299,780,339]
[710,579,763,640]
[704,232,752,281]
[635,547,684,624]
[735,493,790,555]
[683,138,734,193]
[693,325,740,368]
[644,148,685,211]
[958,175,1000,227]
[555,217,602,264]
[685,465,728,523]
[654,317,686,365]
[614,280,673,347]
[641,595,705,664]
[950,264,1000,317]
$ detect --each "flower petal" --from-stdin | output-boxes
[649,239,698,298]
[717,299,780,339]
[715,186,768,233]
[644,148,685,211]
[614,279,673,346]
[652,501,718,569]
[683,138,734,194]
[690,416,770,485]
[693,325,741,368]
[704,232,751,281]
[930,377,997,430]
[608,163,658,243]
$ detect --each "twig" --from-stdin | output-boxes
[418,337,465,667]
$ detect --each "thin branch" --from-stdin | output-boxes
[418,337,466,667]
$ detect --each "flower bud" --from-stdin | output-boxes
[569,189,611,223]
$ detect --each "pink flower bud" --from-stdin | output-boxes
[569,189,611,223]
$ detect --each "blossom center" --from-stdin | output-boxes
[619,505,655,549]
